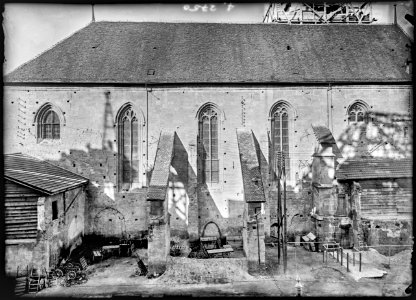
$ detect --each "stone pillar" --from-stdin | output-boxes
[147,199,170,275]
[243,202,265,271]
[187,143,199,241]
[311,143,337,243]
[351,182,364,248]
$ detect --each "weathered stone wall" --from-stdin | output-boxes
[361,219,413,255]
[42,187,86,267]
[3,85,411,239]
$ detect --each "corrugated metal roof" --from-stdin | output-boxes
[336,158,412,180]
[4,153,89,195]
[311,124,343,159]
[4,22,411,84]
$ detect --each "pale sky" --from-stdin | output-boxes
[3,2,413,74]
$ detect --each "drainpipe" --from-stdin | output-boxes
[146,82,149,185]
[326,83,332,130]
[393,4,397,25]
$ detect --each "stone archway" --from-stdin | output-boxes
[201,221,222,238]
[93,207,126,238]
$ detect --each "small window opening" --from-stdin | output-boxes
[52,201,58,220]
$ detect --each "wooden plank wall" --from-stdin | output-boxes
[360,178,412,217]
[5,197,38,240]
[5,180,41,198]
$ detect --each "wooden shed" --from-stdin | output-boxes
[4,153,89,275]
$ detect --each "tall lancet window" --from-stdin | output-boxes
[118,106,140,190]
[271,104,290,180]
[198,104,219,184]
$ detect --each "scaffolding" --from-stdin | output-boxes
[263,2,376,24]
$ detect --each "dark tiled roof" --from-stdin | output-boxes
[311,124,342,158]
[5,22,411,84]
[147,132,175,200]
[336,158,412,180]
[4,153,89,195]
[236,129,266,203]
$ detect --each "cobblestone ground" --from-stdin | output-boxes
[30,245,412,297]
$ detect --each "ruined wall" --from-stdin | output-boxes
[41,187,86,267]
[362,219,413,255]
[3,85,411,239]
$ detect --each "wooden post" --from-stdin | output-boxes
[276,157,281,264]
[359,252,362,272]
[341,248,343,266]
[337,248,339,262]
[323,250,325,263]
[326,249,328,263]
[283,151,287,274]
[388,246,391,268]
[256,213,261,265]
[347,253,349,272]
[353,252,355,266]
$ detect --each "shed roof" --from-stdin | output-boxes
[336,158,412,180]
[4,153,89,195]
[5,22,411,84]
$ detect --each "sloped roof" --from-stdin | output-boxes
[336,158,412,180]
[147,132,175,201]
[5,22,411,84]
[311,125,342,159]
[236,129,266,203]
[4,153,89,195]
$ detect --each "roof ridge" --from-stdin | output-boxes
[92,20,401,26]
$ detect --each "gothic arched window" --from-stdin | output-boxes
[35,104,62,141]
[348,102,368,124]
[271,103,290,180]
[198,104,219,184]
[118,105,140,190]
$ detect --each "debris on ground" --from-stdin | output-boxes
[154,256,254,285]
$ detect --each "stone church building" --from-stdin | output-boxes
[4,21,412,269]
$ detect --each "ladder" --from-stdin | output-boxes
[14,266,28,296]
[28,267,46,293]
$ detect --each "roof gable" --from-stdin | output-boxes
[5,22,412,84]
[4,153,89,195]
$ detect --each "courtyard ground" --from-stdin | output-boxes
[31,245,412,297]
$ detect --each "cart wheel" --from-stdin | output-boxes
[65,262,74,270]
[55,268,64,278]
[67,270,77,280]
[71,263,82,272]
